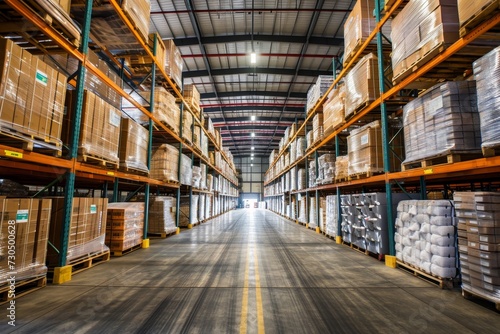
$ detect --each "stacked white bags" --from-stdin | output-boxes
[395,200,457,278]
[325,195,339,237]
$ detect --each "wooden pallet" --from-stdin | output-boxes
[459,0,500,37]
[402,152,483,171]
[348,170,384,180]
[111,243,142,257]
[0,275,46,304]
[77,153,119,169]
[0,123,62,157]
[343,43,379,67]
[149,230,177,239]
[342,241,385,261]
[345,101,371,120]
[396,260,456,289]
[462,285,500,311]
[118,165,149,176]
[482,146,500,158]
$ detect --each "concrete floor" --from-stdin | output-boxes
[2,209,500,333]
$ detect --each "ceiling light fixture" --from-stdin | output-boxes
[251,147,255,150]
[251,132,255,137]
[251,164,254,167]
[251,157,254,160]
[251,115,256,121]
[251,153,254,157]
[250,52,256,64]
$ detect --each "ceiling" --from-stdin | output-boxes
[149,0,355,157]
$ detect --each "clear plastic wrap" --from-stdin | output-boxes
[192,166,202,188]
[344,53,380,118]
[179,195,199,226]
[391,0,459,81]
[309,160,316,188]
[65,90,121,163]
[306,75,334,113]
[151,144,179,182]
[343,0,392,65]
[335,155,349,180]
[0,38,66,148]
[309,197,318,228]
[457,0,497,27]
[298,168,306,190]
[347,120,384,176]
[473,46,500,150]
[306,130,314,149]
[296,137,305,158]
[121,0,150,42]
[395,199,457,278]
[313,114,323,143]
[119,117,149,174]
[164,39,184,88]
[317,153,335,185]
[148,196,177,235]
[325,195,338,237]
[403,81,482,163]
[106,202,144,252]
[47,197,109,266]
[180,154,193,186]
[323,83,346,136]
[205,194,212,220]
[0,198,51,283]
[298,197,308,224]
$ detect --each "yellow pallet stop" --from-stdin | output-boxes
[315,227,321,234]
[176,227,181,234]
[53,266,72,284]
[142,238,150,249]
[385,255,397,268]
[335,236,342,244]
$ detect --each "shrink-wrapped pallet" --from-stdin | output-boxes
[335,155,349,181]
[298,169,306,190]
[0,39,67,151]
[179,195,199,227]
[391,0,459,82]
[205,194,212,219]
[403,81,482,164]
[119,117,149,174]
[309,197,318,229]
[47,198,108,266]
[65,90,121,164]
[296,137,306,159]
[106,202,144,253]
[326,195,339,237]
[182,109,193,144]
[193,125,202,151]
[313,114,324,143]
[307,75,334,113]
[343,0,392,65]
[0,198,51,283]
[340,195,355,244]
[323,84,346,136]
[317,153,335,185]
[344,53,380,118]
[150,144,179,182]
[306,130,314,150]
[180,153,193,186]
[298,197,308,224]
[473,46,500,153]
[309,160,316,188]
[198,194,206,222]
[395,199,457,278]
[192,166,202,188]
[148,196,177,235]
[183,84,201,117]
[163,39,183,88]
[347,120,383,176]
[290,167,297,192]
[457,0,500,29]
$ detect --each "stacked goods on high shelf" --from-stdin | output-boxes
[402,81,481,168]
[199,164,207,190]
[313,114,324,144]
[335,156,349,181]
[192,166,202,188]
[323,83,346,136]
[298,197,307,224]
[290,140,297,163]
[163,39,184,88]
[325,195,339,237]
[47,198,109,266]
[119,117,149,174]
[65,90,121,165]
[306,75,334,113]
[473,46,500,156]
[183,84,201,117]
[316,153,335,185]
[206,174,213,192]
[204,117,216,142]
[205,194,212,220]
[0,198,51,284]
[345,53,381,118]
[391,0,459,84]
[343,0,392,65]
[41,49,122,109]
[193,126,209,158]
[457,0,500,34]
[347,120,382,177]
[342,193,418,254]
[150,144,180,183]
[296,137,306,159]
[308,160,316,188]
[179,195,199,227]
[127,87,180,134]
[179,154,193,186]
[0,38,67,152]
[308,197,325,229]
[193,125,201,151]
[395,200,458,278]
[455,192,500,304]
[0,180,28,197]
[148,196,177,235]
[298,169,306,190]
[198,194,205,222]
[290,167,297,191]
[319,197,327,232]
[182,109,193,144]
[106,203,144,254]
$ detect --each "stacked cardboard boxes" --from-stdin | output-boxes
[343,0,392,65]
[457,0,499,28]
[179,195,199,227]
[473,46,500,153]
[313,114,324,144]
[335,155,349,181]
[455,192,500,305]
[47,197,108,266]
[183,84,201,117]
[298,197,307,224]
[395,200,458,278]
[0,198,51,283]
[134,88,180,134]
[344,53,380,118]
[0,38,66,148]
[106,202,144,253]
[323,84,346,136]
[148,196,177,235]
[163,39,183,88]
[182,110,193,144]
[119,117,149,174]
[391,0,459,82]
[403,81,482,164]
[150,144,179,182]
[316,153,335,185]
[347,120,384,177]
[65,90,121,164]
[306,75,334,113]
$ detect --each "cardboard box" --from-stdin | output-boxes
[119,117,149,174]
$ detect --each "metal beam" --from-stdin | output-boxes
[174,34,343,46]
[203,105,304,113]
[183,67,332,78]
[210,116,297,123]
[201,91,306,99]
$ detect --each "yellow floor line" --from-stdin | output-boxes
[254,250,265,334]
[240,247,250,334]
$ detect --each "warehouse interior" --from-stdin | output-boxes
[0,0,500,332]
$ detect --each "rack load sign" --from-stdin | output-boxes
[16,209,29,223]
[36,70,48,86]
[90,204,97,214]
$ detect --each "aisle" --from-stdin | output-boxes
[3,209,500,333]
